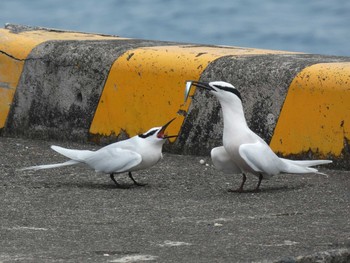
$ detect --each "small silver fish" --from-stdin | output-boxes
[184,81,193,103]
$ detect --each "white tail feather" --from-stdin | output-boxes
[280,158,332,167]
[280,158,331,175]
[19,160,79,171]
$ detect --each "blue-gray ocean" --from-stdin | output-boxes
[1,0,350,56]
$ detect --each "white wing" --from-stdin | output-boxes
[239,142,328,175]
[239,142,284,176]
[51,145,94,161]
[211,146,241,174]
[84,147,142,174]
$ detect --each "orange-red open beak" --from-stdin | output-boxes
[157,118,178,139]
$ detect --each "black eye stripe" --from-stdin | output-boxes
[138,129,157,138]
[213,85,242,101]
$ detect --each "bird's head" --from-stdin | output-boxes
[138,118,177,144]
[185,80,242,104]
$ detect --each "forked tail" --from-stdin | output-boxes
[280,158,332,175]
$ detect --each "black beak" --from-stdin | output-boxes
[190,81,215,91]
[157,118,178,139]
[184,80,215,103]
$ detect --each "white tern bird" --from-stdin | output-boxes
[185,80,332,192]
[21,118,177,188]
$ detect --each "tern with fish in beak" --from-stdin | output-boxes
[185,80,332,192]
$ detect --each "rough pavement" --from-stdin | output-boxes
[0,137,349,263]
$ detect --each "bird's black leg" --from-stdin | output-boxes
[110,173,129,189]
[128,172,147,186]
[228,173,246,193]
[254,174,263,192]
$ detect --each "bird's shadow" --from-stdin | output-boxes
[30,180,309,193]
[225,183,308,194]
[32,181,150,191]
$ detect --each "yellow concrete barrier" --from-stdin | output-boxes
[1,24,349,168]
[0,26,123,129]
[89,45,297,140]
[270,62,350,157]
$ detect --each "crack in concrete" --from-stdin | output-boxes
[0,49,24,61]
[0,49,43,62]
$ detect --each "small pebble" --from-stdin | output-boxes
[199,159,205,165]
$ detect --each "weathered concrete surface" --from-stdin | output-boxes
[1,24,350,169]
[1,137,349,262]
[3,25,179,142]
[173,54,350,157]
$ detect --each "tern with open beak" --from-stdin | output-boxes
[21,119,177,188]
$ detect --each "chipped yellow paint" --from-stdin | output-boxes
[270,63,350,156]
[90,45,297,139]
[0,28,124,128]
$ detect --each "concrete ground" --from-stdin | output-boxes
[0,137,349,263]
